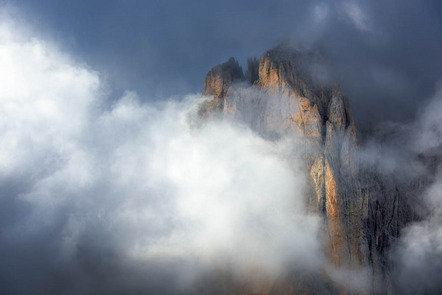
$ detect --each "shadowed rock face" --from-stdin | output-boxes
[199,46,429,294]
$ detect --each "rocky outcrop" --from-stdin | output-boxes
[203,57,244,99]
[199,46,424,294]
[199,57,244,118]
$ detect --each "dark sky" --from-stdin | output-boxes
[8,0,442,124]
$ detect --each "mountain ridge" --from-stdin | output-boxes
[198,45,431,294]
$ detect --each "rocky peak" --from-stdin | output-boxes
[202,57,244,99]
[259,48,306,90]
[197,46,405,293]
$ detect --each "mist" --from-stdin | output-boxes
[0,17,327,294]
[386,87,442,294]
[353,85,442,294]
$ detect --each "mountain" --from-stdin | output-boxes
[198,45,434,294]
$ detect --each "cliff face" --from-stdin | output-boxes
[202,47,363,265]
[199,46,428,294]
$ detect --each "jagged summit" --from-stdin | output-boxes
[202,46,321,97]
[201,46,355,143]
[202,46,342,122]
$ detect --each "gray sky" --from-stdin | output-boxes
[10,0,442,125]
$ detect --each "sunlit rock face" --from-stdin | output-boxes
[199,57,245,118]
[199,45,425,294]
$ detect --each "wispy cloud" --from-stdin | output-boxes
[339,1,372,32]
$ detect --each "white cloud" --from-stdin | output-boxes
[0,16,323,293]
[394,179,442,294]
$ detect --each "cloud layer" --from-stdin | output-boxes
[0,18,323,294]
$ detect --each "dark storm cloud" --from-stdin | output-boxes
[11,0,317,98]
[10,0,442,126]
[321,1,442,126]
